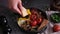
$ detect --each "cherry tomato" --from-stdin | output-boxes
[53,25,60,32]
[37,17,43,24]
[30,20,37,26]
[30,15,33,20]
[30,14,37,20]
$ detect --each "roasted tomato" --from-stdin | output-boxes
[53,25,60,32]
[30,14,37,20]
[37,17,43,24]
[30,9,43,26]
[30,20,37,26]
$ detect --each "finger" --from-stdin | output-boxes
[18,1,26,12]
[13,6,22,15]
[18,0,22,7]
[18,2,28,17]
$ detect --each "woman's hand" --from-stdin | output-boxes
[8,0,28,16]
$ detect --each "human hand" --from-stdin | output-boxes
[8,0,28,17]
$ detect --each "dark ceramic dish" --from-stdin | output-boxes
[17,8,48,33]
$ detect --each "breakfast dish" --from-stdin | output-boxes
[17,8,48,32]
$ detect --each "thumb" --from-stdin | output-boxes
[13,6,22,15]
[18,2,28,17]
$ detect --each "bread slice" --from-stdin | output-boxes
[21,7,28,17]
[37,19,48,31]
[20,6,31,17]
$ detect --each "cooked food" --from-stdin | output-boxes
[37,19,48,31]
[21,8,29,17]
[50,13,60,23]
[53,25,60,32]
[17,8,48,32]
